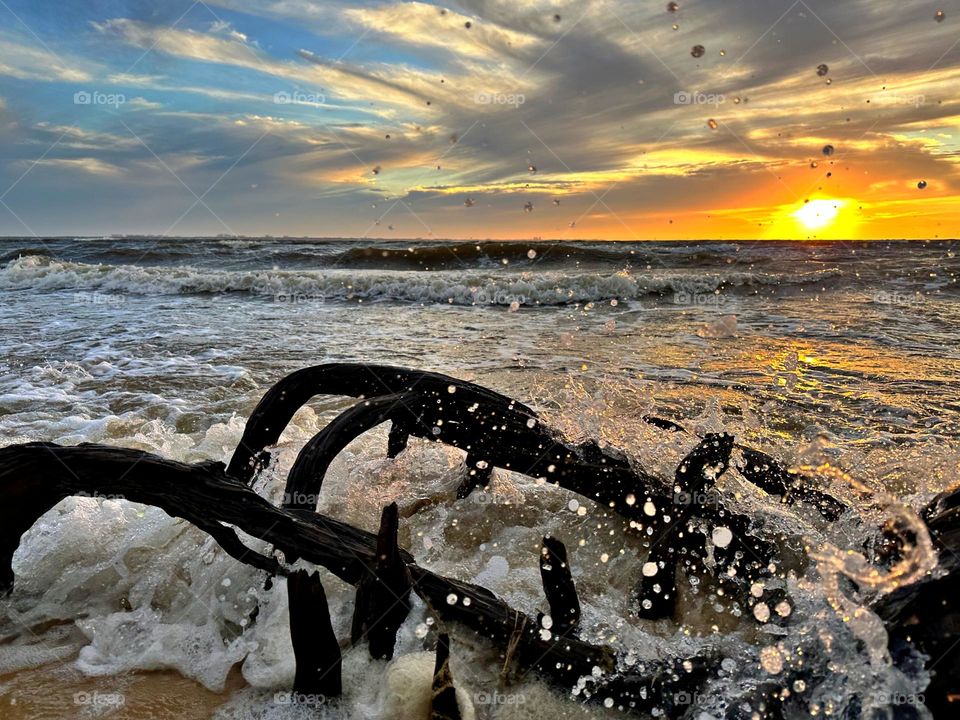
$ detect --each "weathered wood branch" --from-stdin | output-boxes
[0,442,716,715]
[538,537,580,636]
[287,569,342,697]
[635,433,734,619]
[350,502,411,660]
[431,633,462,720]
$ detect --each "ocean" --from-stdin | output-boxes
[0,237,958,718]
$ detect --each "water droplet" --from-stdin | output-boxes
[464,21,472,29]
[523,201,534,213]
[552,198,560,206]
[372,165,381,175]
[816,63,829,77]
[464,197,475,207]
[672,23,679,31]
[707,118,718,130]
[935,9,945,22]
[509,300,520,312]
[643,500,657,516]
[568,499,580,512]
[760,646,784,674]
[528,164,537,173]
[541,615,553,629]
[600,553,610,563]
[642,561,659,577]
[526,418,537,428]
[753,602,771,622]
[712,526,733,548]
[446,593,458,605]
[918,180,928,189]
[447,385,457,393]
[691,45,706,58]
[604,698,614,708]
[667,2,679,12]
[822,144,834,156]
[625,493,636,506]
[527,249,537,259]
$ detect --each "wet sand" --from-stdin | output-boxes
[0,658,243,719]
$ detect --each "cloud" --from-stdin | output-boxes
[34,157,124,176]
[0,35,92,83]
[127,97,163,110]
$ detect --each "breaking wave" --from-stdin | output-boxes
[0,255,842,307]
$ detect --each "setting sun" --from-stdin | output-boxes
[793,199,845,230]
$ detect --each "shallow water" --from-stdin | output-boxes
[0,238,957,718]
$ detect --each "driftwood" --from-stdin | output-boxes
[242,364,792,616]
[350,502,412,660]
[538,537,580,636]
[431,633,461,720]
[287,569,342,697]
[0,442,715,714]
[1,363,958,718]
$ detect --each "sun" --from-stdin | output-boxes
[793,199,844,230]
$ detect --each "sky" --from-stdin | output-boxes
[0,0,957,240]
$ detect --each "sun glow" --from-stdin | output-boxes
[793,199,845,230]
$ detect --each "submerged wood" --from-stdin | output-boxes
[431,633,462,720]
[350,502,411,660]
[287,569,342,697]
[0,442,717,714]
[538,536,580,636]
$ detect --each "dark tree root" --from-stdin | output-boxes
[288,569,342,697]
[250,366,785,611]
[538,536,580,636]
[0,442,718,715]
[350,502,412,660]
[4,364,958,717]
[431,633,462,720]
[635,433,734,618]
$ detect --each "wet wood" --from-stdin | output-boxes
[0,442,716,715]
[538,537,580,636]
[287,569,342,697]
[430,633,461,720]
[350,502,411,660]
[635,434,734,619]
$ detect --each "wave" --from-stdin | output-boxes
[0,255,843,306]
